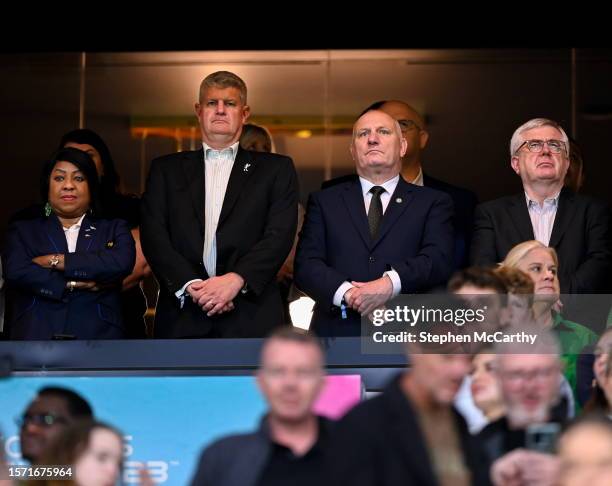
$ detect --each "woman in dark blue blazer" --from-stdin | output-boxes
[3,147,135,339]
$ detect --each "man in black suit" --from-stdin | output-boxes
[141,71,298,338]
[322,100,478,269]
[470,118,612,295]
[295,109,454,336]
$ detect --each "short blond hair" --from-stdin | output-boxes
[501,240,559,270]
[199,71,247,104]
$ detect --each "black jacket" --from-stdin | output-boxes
[326,373,489,486]
[141,147,298,337]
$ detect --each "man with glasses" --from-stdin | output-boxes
[478,329,564,485]
[18,387,93,464]
[189,328,331,486]
[470,117,612,295]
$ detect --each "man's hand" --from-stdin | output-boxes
[196,272,244,316]
[491,449,560,486]
[346,276,393,316]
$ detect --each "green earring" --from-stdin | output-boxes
[44,202,52,217]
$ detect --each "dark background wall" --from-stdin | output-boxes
[1,49,610,246]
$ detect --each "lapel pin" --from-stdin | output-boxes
[243,163,251,172]
[396,197,403,203]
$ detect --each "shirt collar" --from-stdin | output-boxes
[525,190,561,208]
[63,213,86,231]
[359,174,400,198]
[258,413,331,444]
[202,141,239,161]
[410,167,424,186]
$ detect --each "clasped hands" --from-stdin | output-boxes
[187,272,244,317]
[343,275,393,316]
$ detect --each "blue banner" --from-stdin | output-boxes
[0,376,268,485]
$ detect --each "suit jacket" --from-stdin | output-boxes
[470,188,612,294]
[295,177,454,336]
[321,172,477,269]
[326,374,488,486]
[424,174,478,269]
[2,214,135,339]
[140,147,298,338]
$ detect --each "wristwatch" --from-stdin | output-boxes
[49,254,60,269]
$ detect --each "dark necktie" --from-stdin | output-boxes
[368,186,385,240]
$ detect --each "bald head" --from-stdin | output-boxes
[363,100,429,170]
[350,110,407,183]
[378,100,426,130]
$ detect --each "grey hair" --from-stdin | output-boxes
[509,118,569,156]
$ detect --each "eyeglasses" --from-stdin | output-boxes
[397,119,422,132]
[15,413,69,428]
[501,367,558,383]
[516,139,566,154]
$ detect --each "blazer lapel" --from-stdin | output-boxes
[373,178,414,249]
[44,214,69,254]
[75,214,99,252]
[182,149,205,232]
[341,180,372,249]
[549,188,576,248]
[218,147,255,227]
[506,193,535,242]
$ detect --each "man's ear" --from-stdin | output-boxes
[510,156,521,175]
[195,102,201,117]
[419,130,429,150]
[400,136,408,157]
[242,105,251,123]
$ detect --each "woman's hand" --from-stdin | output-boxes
[32,253,65,270]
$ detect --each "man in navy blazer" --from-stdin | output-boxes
[295,110,454,336]
[322,100,477,269]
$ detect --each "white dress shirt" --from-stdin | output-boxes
[525,191,560,246]
[62,214,86,253]
[175,142,239,303]
[333,175,403,307]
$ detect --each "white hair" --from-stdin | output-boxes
[509,118,569,156]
